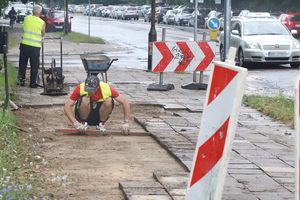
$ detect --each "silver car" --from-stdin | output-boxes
[219,16,300,68]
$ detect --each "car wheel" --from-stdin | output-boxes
[238,48,246,67]
[291,63,300,68]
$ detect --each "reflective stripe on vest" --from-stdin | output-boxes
[21,16,44,48]
[79,82,112,102]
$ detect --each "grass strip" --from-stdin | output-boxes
[243,95,294,127]
[58,31,105,44]
[0,62,17,101]
[0,109,40,199]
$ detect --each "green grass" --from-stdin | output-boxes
[0,110,41,199]
[0,62,17,101]
[243,95,294,127]
[58,31,105,44]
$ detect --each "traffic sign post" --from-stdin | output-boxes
[186,48,247,200]
[207,17,221,41]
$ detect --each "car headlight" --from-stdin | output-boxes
[247,42,260,49]
[293,40,300,49]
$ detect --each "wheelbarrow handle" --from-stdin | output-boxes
[108,58,118,67]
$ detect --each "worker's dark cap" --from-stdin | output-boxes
[84,75,99,93]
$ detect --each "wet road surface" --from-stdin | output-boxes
[72,15,300,97]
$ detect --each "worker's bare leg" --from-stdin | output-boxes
[78,96,91,120]
[99,97,113,123]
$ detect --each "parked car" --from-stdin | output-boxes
[121,7,139,20]
[156,7,172,24]
[140,5,150,17]
[188,11,205,28]
[42,10,72,32]
[175,8,194,26]
[16,8,32,23]
[219,15,300,68]
[279,13,300,38]
[144,8,152,22]
[163,10,176,24]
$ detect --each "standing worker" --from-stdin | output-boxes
[64,75,131,135]
[18,4,45,88]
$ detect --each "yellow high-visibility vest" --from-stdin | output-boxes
[21,16,44,48]
[79,82,112,102]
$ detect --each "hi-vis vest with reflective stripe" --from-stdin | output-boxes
[21,16,44,48]
[79,82,112,102]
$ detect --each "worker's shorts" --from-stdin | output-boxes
[74,97,114,126]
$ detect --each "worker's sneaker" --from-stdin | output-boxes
[96,122,106,133]
[30,83,43,88]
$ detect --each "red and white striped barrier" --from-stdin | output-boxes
[152,41,216,73]
[186,60,247,200]
[295,76,300,200]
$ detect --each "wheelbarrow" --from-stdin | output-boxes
[80,54,118,82]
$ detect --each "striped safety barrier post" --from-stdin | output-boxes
[295,75,300,200]
[186,57,247,200]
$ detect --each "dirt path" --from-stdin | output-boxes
[15,105,185,199]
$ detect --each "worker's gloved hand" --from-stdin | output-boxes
[73,121,88,133]
[121,122,130,135]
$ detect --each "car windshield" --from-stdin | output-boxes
[290,15,300,22]
[243,21,290,36]
[182,9,193,14]
[53,12,64,18]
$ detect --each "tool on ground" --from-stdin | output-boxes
[55,128,148,136]
[80,54,118,82]
[41,37,67,96]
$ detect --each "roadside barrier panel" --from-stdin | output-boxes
[185,53,247,200]
[148,41,216,91]
[152,41,215,73]
[295,75,300,200]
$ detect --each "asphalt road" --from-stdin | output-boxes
[62,15,300,97]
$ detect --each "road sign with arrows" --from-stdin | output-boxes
[152,41,216,73]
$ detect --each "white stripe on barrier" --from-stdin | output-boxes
[197,74,239,147]
[186,60,247,200]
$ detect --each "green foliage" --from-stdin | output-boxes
[243,95,294,127]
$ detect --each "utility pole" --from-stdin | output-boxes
[147,0,157,71]
[64,0,69,35]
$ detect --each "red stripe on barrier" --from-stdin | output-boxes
[175,42,194,72]
[190,117,230,187]
[208,65,238,105]
[196,42,215,71]
[153,42,174,72]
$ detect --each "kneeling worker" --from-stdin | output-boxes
[64,75,130,135]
